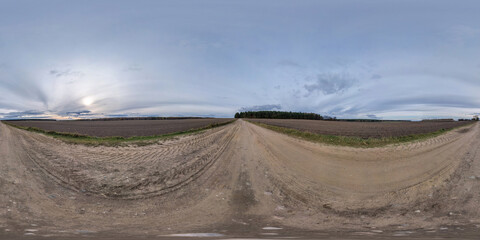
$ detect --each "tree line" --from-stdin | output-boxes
[459,115,479,121]
[234,111,324,120]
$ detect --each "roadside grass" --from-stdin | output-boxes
[2,120,236,147]
[248,120,475,148]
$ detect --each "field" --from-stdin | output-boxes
[247,118,472,138]
[6,118,234,137]
[1,119,479,239]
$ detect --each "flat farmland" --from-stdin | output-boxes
[1,119,480,239]
[247,118,473,138]
[6,118,233,137]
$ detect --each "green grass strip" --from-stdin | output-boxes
[2,120,236,147]
[248,120,475,148]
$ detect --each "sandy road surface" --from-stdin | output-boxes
[1,120,480,239]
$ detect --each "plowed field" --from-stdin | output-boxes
[247,118,472,138]
[6,118,233,137]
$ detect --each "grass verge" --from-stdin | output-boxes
[248,120,475,148]
[2,120,236,147]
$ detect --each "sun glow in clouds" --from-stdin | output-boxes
[82,96,94,106]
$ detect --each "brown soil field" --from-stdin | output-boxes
[6,118,233,137]
[247,118,473,138]
[1,120,479,239]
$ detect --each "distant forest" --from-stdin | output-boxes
[234,111,325,120]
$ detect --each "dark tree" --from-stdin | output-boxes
[234,111,323,120]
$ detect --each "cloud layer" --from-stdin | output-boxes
[1,0,479,120]
[304,73,357,96]
[240,104,282,112]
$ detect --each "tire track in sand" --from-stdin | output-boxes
[3,120,478,208]
[9,122,239,199]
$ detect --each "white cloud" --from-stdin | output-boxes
[304,73,357,96]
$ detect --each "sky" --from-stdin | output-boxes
[0,0,479,120]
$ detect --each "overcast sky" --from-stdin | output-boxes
[1,0,479,120]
